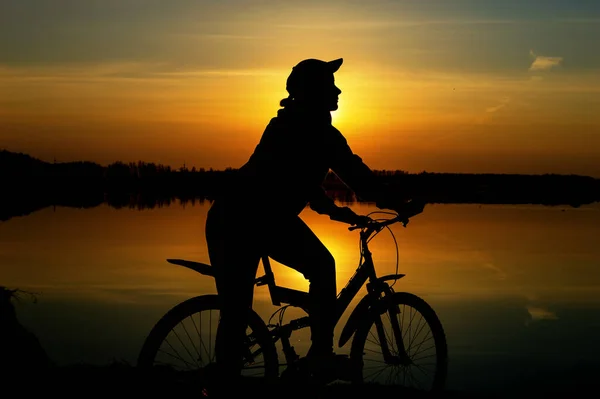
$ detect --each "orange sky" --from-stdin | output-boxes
[1,1,599,176]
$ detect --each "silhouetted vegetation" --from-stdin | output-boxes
[1,149,599,222]
[0,286,51,372]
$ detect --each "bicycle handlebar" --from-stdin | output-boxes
[348,214,407,231]
[348,200,426,231]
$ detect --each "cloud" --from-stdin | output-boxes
[481,262,507,280]
[529,50,563,72]
[526,305,558,323]
[275,18,521,31]
[485,97,510,113]
[474,96,511,124]
[169,33,264,41]
[0,62,282,84]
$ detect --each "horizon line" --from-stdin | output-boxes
[1,148,598,179]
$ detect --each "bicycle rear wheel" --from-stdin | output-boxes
[350,292,447,392]
[137,295,278,384]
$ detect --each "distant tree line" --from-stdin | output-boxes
[1,149,599,222]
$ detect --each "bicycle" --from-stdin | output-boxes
[137,204,448,393]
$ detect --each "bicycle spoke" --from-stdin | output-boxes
[165,335,197,369]
[157,345,197,369]
[412,361,434,377]
[177,319,202,364]
[410,332,433,357]
[408,314,427,353]
[411,352,437,363]
[363,364,391,381]
[190,310,205,363]
[183,313,202,362]
[407,366,425,390]
[412,343,436,362]
[181,313,211,365]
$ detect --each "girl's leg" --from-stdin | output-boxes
[263,214,337,357]
[205,203,261,380]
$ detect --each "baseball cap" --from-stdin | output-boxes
[286,58,343,95]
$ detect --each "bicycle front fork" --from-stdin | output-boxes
[374,296,412,366]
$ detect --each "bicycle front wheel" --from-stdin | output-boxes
[350,292,448,392]
[137,295,278,383]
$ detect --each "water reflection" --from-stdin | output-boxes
[1,201,599,395]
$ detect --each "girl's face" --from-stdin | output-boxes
[298,74,343,111]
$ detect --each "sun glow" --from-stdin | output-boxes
[331,106,344,126]
[330,73,363,130]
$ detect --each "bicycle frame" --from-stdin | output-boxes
[254,219,406,365]
[258,227,403,320]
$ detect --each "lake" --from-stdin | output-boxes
[2,200,599,396]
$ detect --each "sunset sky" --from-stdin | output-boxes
[1,0,599,176]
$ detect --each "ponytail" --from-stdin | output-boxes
[280,96,294,108]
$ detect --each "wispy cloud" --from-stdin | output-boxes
[159,69,282,78]
[0,62,282,84]
[529,50,563,72]
[526,305,558,323]
[474,96,511,125]
[276,18,520,31]
[553,17,600,24]
[485,97,510,113]
[168,33,264,41]
[481,262,507,280]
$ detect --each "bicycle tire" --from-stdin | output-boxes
[137,295,279,383]
[350,292,448,392]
